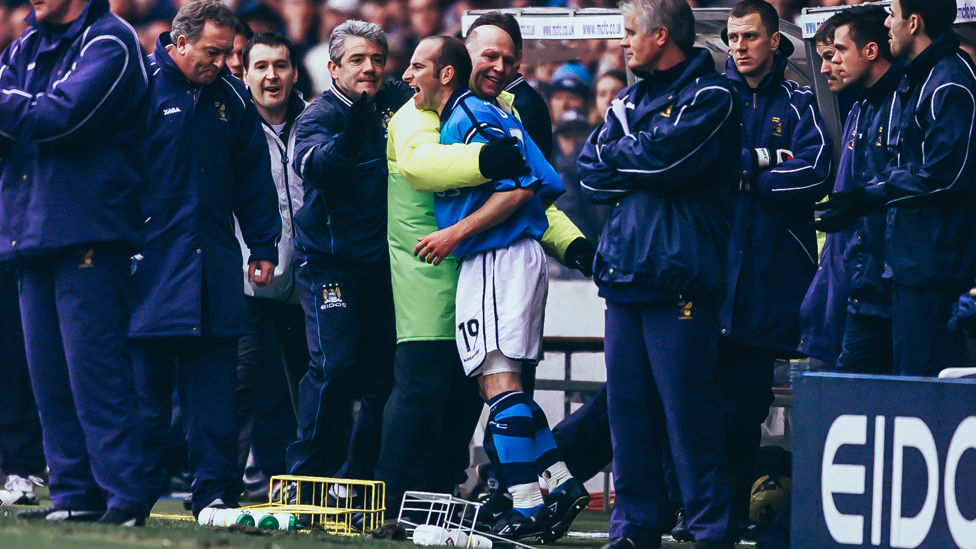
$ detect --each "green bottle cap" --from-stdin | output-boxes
[236,512,256,527]
[258,515,279,530]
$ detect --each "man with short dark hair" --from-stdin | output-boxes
[720,0,831,533]
[227,17,253,79]
[0,0,151,526]
[579,0,740,546]
[815,0,976,377]
[234,30,309,497]
[130,0,281,517]
[815,7,900,376]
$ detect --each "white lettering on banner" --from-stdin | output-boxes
[945,417,976,549]
[799,0,976,38]
[461,13,624,40]
[821,414,976,547]
[822,414,866,545]
[890,417,939,548]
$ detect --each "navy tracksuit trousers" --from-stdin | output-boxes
[719,340,777,526]
[835,313,893,375]
[551,384,613,482]
[605,300,734,546]
[130,336,240,515]
[892,284,967,376]
[0,262,44,477]
[17,245,147,513]
[286,252,395,480]
[375,340,483,514]
[236,296,303,481]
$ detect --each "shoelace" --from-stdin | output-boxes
[4,475,43,492]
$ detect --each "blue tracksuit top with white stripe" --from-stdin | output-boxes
[0,0,149,257]
[722,55,832,354]
[436,88,564,259]
[863,32,976,292]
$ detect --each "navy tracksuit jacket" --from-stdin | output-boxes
[130,32,281,514]
[722,55,832,354]
[721,54,831,524]
[0,0,150,514]
[579,49,740,545]
[285,82,411,481]
[863,32,976,375]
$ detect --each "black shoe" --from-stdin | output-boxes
[97,509,146,526]
[600,537,638,549]
[671,508,693,542]
[741,521,763,541]
[491,506,557,541]
[691,542,734,549]
[540,478,590,542]
[16,507,103,522]
[476,487,513,528]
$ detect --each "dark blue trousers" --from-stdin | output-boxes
[374,341,483,514]
[236,296,303,481]
[834,313,893,375]
[130,336,239,515]
[286,252,395,480]
[892,285,967,377]
[18,246,146,513]
[719,339,777,527]
[0,262,44,477]
[605,300,733,546]
[551,384,613,482]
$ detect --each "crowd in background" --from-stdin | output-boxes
[0,0,879,252]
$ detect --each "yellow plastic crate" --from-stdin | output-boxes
[242,474,385,535]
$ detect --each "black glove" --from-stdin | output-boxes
[811,187,875,233]
[564,237,596,278]
[338,91,375,154]
[479,137,531,181]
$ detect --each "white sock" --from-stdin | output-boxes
[509,482,544,513]
[542,461,573,492]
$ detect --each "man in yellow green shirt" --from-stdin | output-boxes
[374,33,593,520]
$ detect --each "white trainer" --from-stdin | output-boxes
[0,474,43,506]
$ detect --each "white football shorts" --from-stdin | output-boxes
[455,238,548,377]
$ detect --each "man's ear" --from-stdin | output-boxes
[440,65,455,86]
[654,26,669,47]
[242,69,250,88]
[327,59,339,79]
[909,13,923,37]
[864,41,880,62]
[770,30,781,52]
[176,34,188,52]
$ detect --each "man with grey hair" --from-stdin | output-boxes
[578,0,740,548]
[284,20,410,488]
[130,0,281,518]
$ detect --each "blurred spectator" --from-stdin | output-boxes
[227,18,255,80]
[0,0,30,54]
[138,19,172,53]
[956,23,976,64]
[551,110,610,244]
[549,62,592,123]
[408,0,442,38]
[282,0,319,48]
[590,69,626,125]
[304,0,357,95]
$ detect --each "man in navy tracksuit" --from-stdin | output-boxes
[720,0,832,530]
[797,19,855,366]
[578,0,740,547]
[810,8,900,375]
[0,0,150,525]
[816,0,976,377]
[129,0,280,517]
[286,20,410,485]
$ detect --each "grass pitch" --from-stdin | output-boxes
[0,489,743,549]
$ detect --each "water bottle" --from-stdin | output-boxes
[198,508,255,527]
[246,510,280,530]
[272,512,298,530]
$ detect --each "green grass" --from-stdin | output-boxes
[0,490,744,549]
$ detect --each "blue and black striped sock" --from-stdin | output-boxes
[488,391,544,516]
[527,399,573,492]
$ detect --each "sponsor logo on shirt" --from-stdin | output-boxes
[164,107,182,116]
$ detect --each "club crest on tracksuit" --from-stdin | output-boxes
[771,116,782,136]
[79,249,94,269]
[678,300,693,320]
[321,283,346,309]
